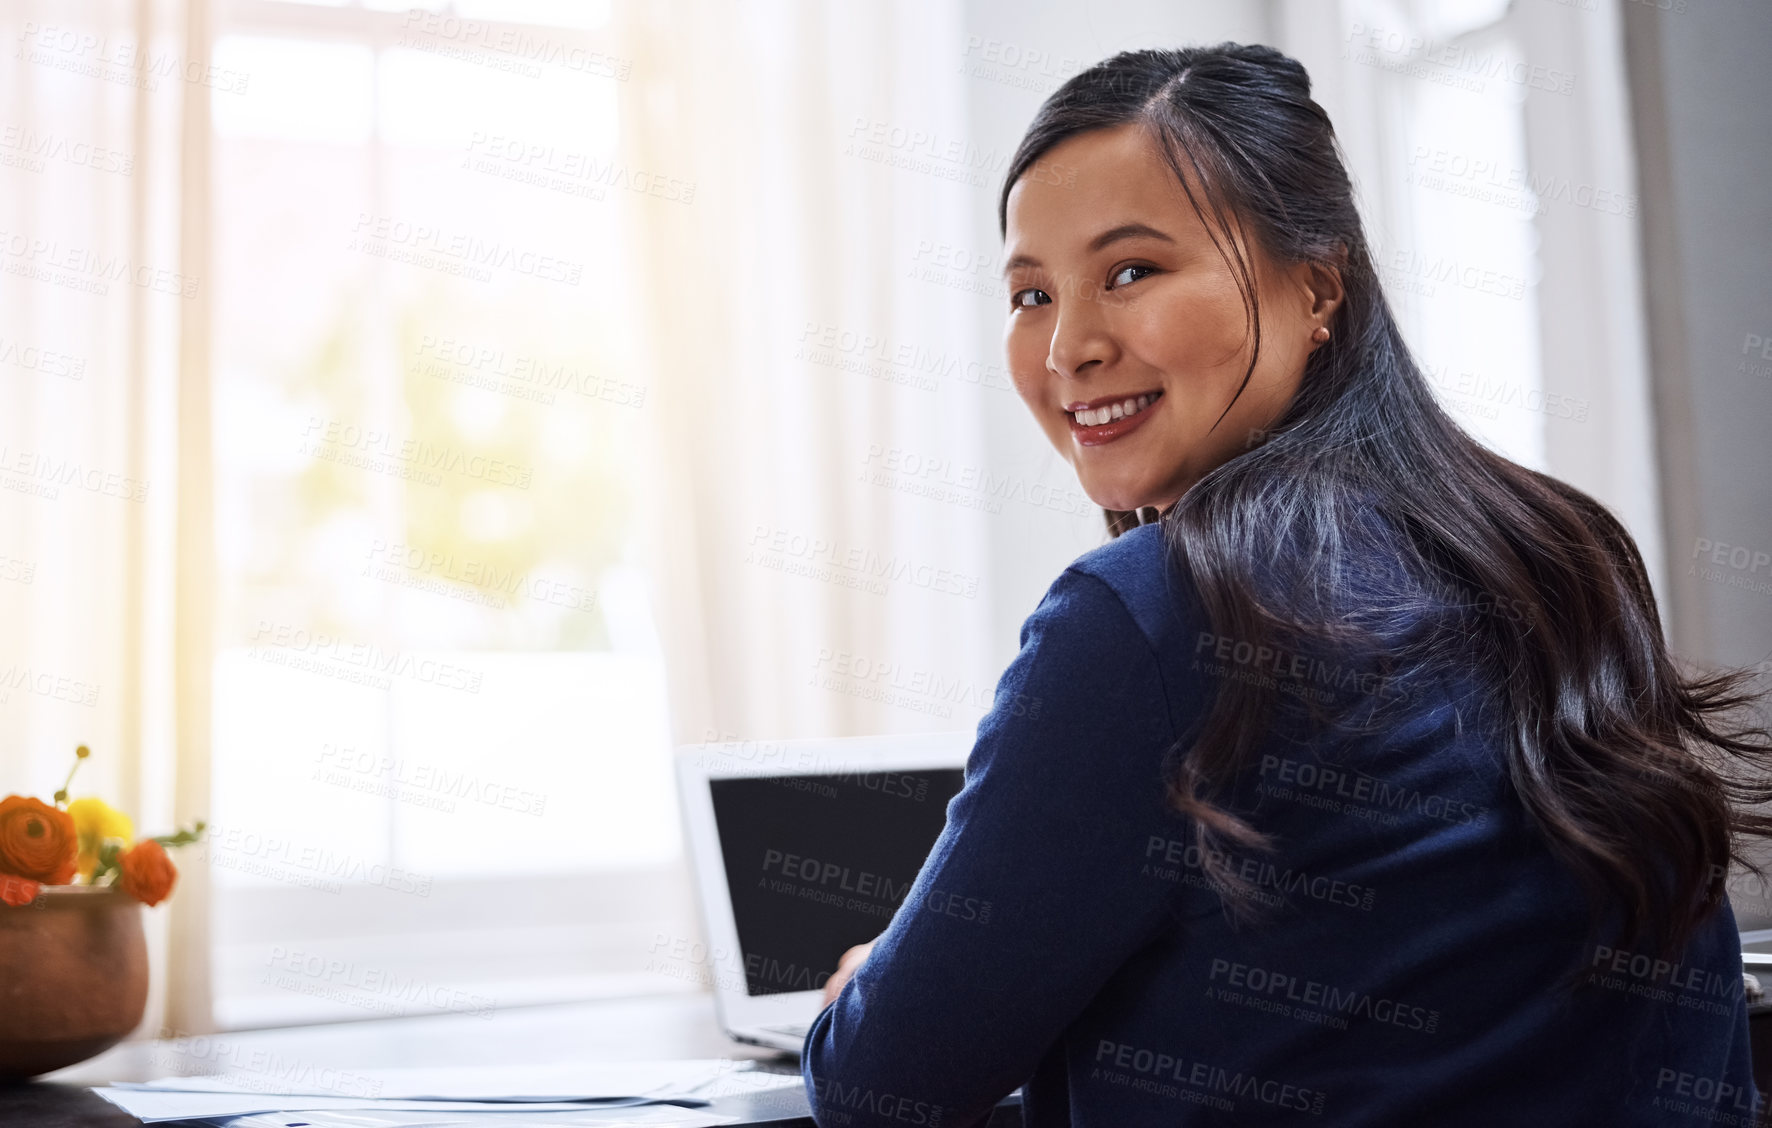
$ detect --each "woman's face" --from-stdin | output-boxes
[1001,122,1339,514]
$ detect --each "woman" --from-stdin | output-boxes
[800,43,1772,1126]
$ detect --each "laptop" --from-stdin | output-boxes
[674,731,973,1053]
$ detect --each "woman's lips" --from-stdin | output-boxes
[1066,389,1163,447]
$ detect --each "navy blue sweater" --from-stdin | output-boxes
[801,521,1756,1126]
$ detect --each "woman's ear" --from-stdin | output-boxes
[1303,259,1345,325]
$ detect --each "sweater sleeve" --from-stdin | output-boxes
[800,566,1193,1128]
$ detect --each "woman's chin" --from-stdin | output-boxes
[1083,488,1153,514]
[1078,472,1187,516]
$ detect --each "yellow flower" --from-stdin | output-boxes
[67,797,134,882]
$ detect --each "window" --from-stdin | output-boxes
[206,0,688,1028]
[1346,0,1546,470]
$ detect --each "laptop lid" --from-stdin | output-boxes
[673,732,972,1040]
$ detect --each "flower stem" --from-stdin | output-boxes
[52,743,91,807]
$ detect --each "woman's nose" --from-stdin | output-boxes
[1045,299,1114,380]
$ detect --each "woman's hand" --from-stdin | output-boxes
[821,939,876,1006]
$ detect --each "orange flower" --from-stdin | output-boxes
[118,839,177,906]
[0,795,77,884]
[0,872,41,907]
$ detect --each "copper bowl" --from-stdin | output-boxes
[0,884,148,1081]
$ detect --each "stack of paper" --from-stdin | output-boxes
[181,1110,727,1128]
[90,1060,805,1127]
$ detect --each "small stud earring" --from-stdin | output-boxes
[1311,326,1330,343]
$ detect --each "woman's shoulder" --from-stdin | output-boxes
[1048,511,1453,700]
[1057,522,1203,658]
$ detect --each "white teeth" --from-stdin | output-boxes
[1072,392,1159,427]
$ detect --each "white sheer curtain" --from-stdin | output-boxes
[617,0,999,749]
[1273,0,1666,624]
[0,0,215,1035]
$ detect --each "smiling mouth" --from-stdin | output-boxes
[1066,389,1163,427]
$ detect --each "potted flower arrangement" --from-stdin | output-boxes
[0,745,206,1081]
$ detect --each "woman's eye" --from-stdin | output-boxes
[1010,288,1051,309]
[1110,264,1154,288]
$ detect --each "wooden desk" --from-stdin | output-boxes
[20,986,1768,1123]
[3,991,1027,1127]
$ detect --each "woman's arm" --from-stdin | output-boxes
[800,566,1194,1127]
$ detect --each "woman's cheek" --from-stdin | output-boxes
[1004,332,1046,400]
[1122,277,1250,375]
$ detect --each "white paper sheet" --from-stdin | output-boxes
[108,1060,774,1102]
[91,1090,668,1123]
[91,1061,803,1124]
[204,1106,739,1128]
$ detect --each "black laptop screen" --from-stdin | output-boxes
[709,766,965,996]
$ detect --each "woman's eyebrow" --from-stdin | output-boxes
[1001,221,1177,278]
[1086,221,1175,253]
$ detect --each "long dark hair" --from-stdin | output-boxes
[998,43,1772,957]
